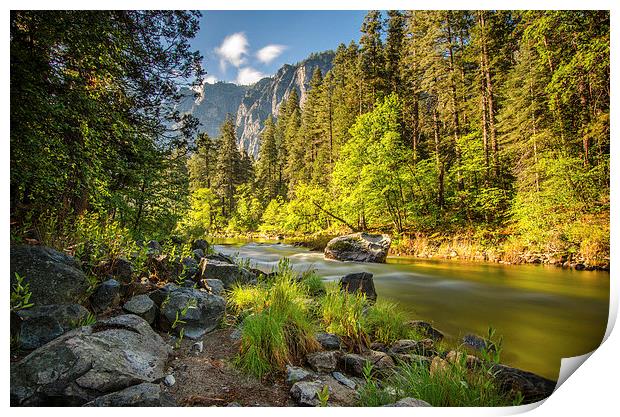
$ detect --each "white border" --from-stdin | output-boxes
[2,1,617,416]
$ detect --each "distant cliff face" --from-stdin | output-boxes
[177,51,334,157]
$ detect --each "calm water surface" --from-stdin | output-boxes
[211,238,609,380]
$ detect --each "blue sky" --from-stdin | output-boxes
[192,11,368,85]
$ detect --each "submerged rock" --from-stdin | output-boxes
[339,272,377,300]
[10,245,89,305]
[324,232,391,263]
[10,314,171,406]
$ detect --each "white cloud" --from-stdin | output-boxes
[215,32,249,71]
[236,67,266,85]
[256,44,287,64]
[205,75,218,84]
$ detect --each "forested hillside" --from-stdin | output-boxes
[10,10,610,265]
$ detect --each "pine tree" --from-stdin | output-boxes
[256,116,279,201]
[214,116,242,218]
[385,10,405,93]
[359,10,386,111]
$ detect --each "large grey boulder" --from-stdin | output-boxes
[90,279,121,313]
[10,245,89,305]
[123,294,157,326]
[339,272,377,300]
[198,258,256,289]
[17,304,90,350]
[10,314,171,406]
[84,383,163,407]
[324,232,391,263]
[201,278,225,296]
[158,287,226,339]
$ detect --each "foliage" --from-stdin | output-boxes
[317,385,330,407]
[11,273,34,312]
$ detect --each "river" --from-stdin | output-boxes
[211,238,609,380]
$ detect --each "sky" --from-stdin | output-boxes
[192,11,368,85]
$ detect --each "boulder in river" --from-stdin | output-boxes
[10,314,171,406]
[10,245,90,305]
[158,287,226,339]
[324,232,391,263]
[339,272,377,301]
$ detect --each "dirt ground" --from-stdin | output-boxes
[161,327,292,407]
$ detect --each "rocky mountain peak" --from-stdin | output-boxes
[177,50,334,157]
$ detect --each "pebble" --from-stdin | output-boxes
[164,374,176,387]
[192,341,204,353]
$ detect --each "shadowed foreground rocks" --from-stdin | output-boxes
[10,315,171,406]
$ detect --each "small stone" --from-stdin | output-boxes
[164,374,176,387]
[90,279,121,313]
[192,341,204,353]
[123,294,157,325]
[290,381,328,407]
[226,402,241,407]
[230,327,242,341]
[315,332,343,350]
[383,397,431,407]
[306,350,340,373]
[286,365,314,385]
[332,371,356,389]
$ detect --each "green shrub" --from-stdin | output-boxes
[11,273,34,312]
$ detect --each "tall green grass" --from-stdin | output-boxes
[363,301,411,345]
[233,258,320,378]
[358,357,520,407]
[318,285,369,350]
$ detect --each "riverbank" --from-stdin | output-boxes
[10,237,558,407]
[218,230,609,271]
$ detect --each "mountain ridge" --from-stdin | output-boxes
[177,50,335,156]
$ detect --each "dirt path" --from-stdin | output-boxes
[161,327,291,406]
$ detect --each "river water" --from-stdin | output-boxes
[212,239,609,380]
